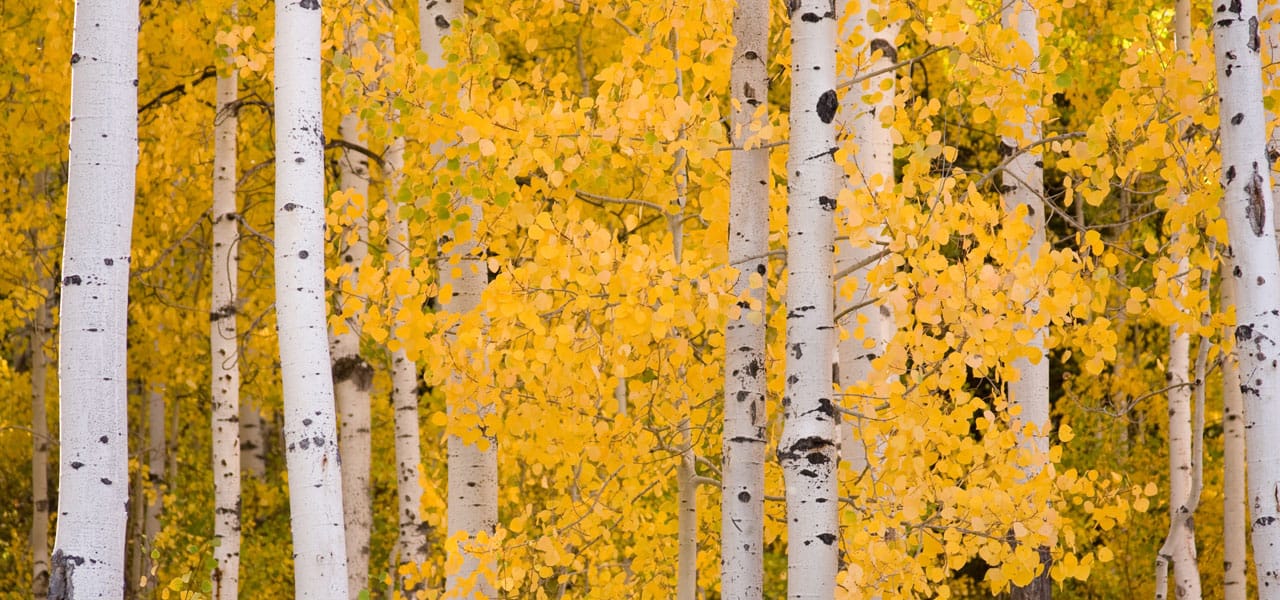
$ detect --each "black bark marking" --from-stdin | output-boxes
[1250,16,1261,52]
[1235,265,1243,277]
[435,15,451,29]
[332,355,375,391]
[98,435,108,443]
[1245,166,1266,235]
[869,39,898,62]
[756,264,766,275]
[807,452,830,464]
[816,89,838,124]
[103,258,113,265]
[738,491,751,502]
[63,275,82,286]
[48,550,81,600]
[818,195,837,211]
[1229,0,1242,13]
[1232,113,1245,125]
[70,461,84,469]
[100,478,112,485]
[298,250,309,259]
[801,12,821,22]
[70,53,80,65]
[283,202,300,211]
[299,0,320,9]
[1227,165,1237,183]
[210,304,237,321]
[817,532,837,545]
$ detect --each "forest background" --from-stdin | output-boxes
[0,0,1273,598]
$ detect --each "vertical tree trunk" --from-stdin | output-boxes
[1156,4,1202,597]
[48,0,138,596]
[721,0,769,596]
[143,384,165,596]
[781,1,839,597]
[275,0,350,596]
[1221,266,1248,600]
[211,36,242,599]
[419,0,497,595]
[30,263,51,600]
[1213,0,1280,594]
[1001,0,1051,597]
[333,20,375,598]
[834,0,899,476]
[383,19,429,587]
[240,398,268,479]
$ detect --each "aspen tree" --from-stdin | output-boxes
[382,11,429,586]
[211,17,242,597]
[49,0,138,597]
[275,0,350,595]
[333,16,374,598]
[1213,0,1280,594]
[143,384,165,594]
[721,0,769,596]
[240,400,267,479]
[29,251,51,600]
[1155,2,1202,597]
[834,0,898,475]
[1221,265,1247,600]
[1001,0,1051,597]
[781,0,840,597]
[421,0,497,594]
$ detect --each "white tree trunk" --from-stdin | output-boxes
[1156,4,1202,597]
[781,1,840,597]
[721,0,769,597]
[333,25,374,598]
[384,33,429,584]
[240,398,267,479]
[211,49,242,600]
[419,0,498,595]
[48,0,138,596]
[835,0,899,474]
[144,384,166,595]
[30,266,51,600]
[275,0,350,596]
[1221,266,1248,600]
[1157,309,1201,600]
[1214,0,1280,594]
[1001,2,1051,598]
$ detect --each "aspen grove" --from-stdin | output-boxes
[12,0,1280,598]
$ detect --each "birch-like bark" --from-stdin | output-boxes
[143,384,165,595]
[835,0,898,475]
[384,22,429,587]
[30,265,51,600]
[1221,265,1248,600]
[211,33,242,599]
[1001,2,1051,597]
[276,0,350,596]
[240,399,267,479]
[721,0,769,596]
[1156,4,1202,597]
[781,1,840,597]
[420,0,497,595]
[48,0,138,596]
[1214,0,1280,594]
[333,22,375,598]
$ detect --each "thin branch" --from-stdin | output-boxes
[139,66,217,115]
[574,189,668,214]
[837,45,950,90]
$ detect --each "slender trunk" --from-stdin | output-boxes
[211,38,242,598]
[419,1,497,595]
[668,32,699,600]
[143,385,165,596]
[240,398,267,479]
[48,0,138,596]
[275,0,350,596]
[1001,1,1051,597]
[384,24,429,585]
[780,1,839,597]
[333,22,375,598]
[721,0,769,597]
[1221,265,1248,600]
[30,248,51,599]
[1156,5,1202,597]
[1213,0,1280,594]
[834,0,898,473]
